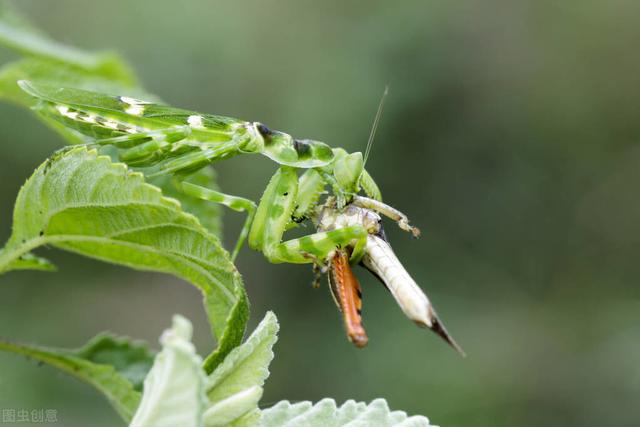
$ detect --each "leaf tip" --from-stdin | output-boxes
[164,314,193,343]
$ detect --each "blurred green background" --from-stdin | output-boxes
[1,1,639,426]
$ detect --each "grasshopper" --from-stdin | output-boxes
[18,80,462,352]
[317,200,463,353]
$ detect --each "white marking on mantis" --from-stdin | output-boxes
[119,96,149,116]
[125,126,141,134]
[124,104,145,116]
[81,114,97,124]
[55,105,69,115]
[55,104,79,120]
[103,119,119,130]
[119,96,149,105]
[187,114,205,129]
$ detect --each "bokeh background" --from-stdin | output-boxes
[1,1,639,426]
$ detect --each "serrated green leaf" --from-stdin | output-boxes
[130,315,207,427]
[203,285,250,374]
[0,148,248,368]
[228,409,261,427]
[207,311,278,401]
[0,336,142,421]
[203,311,278,426]
[203,385,262,426]
[261,399,436,427]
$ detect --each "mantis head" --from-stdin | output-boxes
[328,147,382,203]
[333,148,364,195]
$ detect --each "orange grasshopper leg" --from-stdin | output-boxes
[328,250,368,348]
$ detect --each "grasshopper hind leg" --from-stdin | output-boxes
[328,250,368,348]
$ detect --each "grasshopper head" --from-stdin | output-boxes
[253,122,334,168]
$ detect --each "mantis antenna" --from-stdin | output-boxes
[363,85,389,167]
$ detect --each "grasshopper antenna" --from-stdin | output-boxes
[363,85,389,167]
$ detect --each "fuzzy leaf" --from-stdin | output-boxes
[130,315,207,427]
[228,409,261,427]
[0,148,248,367]
[205,311,278,426]
[203,386,262,426]
[261,399,436,427]
[73,333,155,391]
[0,335,148,421]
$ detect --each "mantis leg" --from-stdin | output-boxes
[249,167,368,264]
[175,179,256,261]
[267,225,368,264]
[290,169,326,224]
[93,126,191,149]
[352,195,421,238]
[87,126,192,165]
[360,168,382,201]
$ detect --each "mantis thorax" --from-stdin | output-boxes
[254,123,334,168]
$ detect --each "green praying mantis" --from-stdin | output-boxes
[18,80,463,353]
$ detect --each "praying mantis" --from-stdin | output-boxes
[18,80,463,353]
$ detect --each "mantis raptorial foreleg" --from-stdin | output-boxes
[176,180,256,261]
[249,167,368,265]
[290,169,326,224]
[359,169,382,201]
[267,225,368,264]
